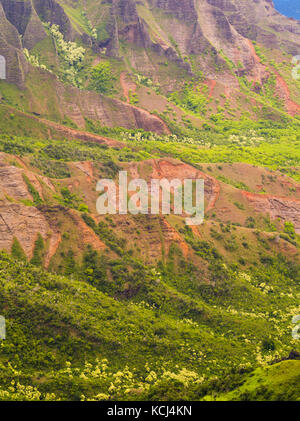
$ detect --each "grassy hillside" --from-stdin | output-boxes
[0,248,299,401]
[0,124,299,400]
[209,360,300,401]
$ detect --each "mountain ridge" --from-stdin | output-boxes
[1,0,300,131]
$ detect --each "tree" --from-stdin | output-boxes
[11,237,26,261]
[90,62,112,93]
[284,221,296,239]
[81,245,107,289]
[30,234,45,266]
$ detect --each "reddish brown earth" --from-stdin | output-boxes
[149,159,220,212]
[274,72,300,116]
[0,153,106,260]
[120,72,137,104]
[68,210,106,252]
[119,73,171,135]
[242,191,300,234]
[44,232,62,268]
[73,161,94,183]
[38,116,126,148]
[1,154,300,265]
[207,80,217,99]
[160,217,189,258]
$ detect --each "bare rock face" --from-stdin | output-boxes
[102,0,271,85]
[1,0,300,125]
[33,0,77,41]
[53,79,170,134]
[0,154,107,261]
[116,0,139,23]
[106,0,153,56]
[0,0,79,49]
[243,191,300,234]
[105,0,300,83]
[151,0,198,22]
[0,1,21,49]
[0,160,32,202]
[0,154,50,257]
[206,0,237,13]
[0,202,50,257]
[0,0,47,50]
[218,0,300,54]
[148,158,220,212]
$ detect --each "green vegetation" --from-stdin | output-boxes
[22,174,43,205]
[45,23,86,87]
[30,234,45,266]
[169,83,208,115]
[90,62,114,94]
[30,158,71,179]
[11,238,26,261]
[216,175,251,191]
[208,360,300,401]
[0,122,299,401]
[0,222,299,399]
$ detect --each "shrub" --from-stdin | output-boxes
[90,62,113,93]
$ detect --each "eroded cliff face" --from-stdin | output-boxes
[1,151,299,267]
[0,153,50,258]
[0,152,107,263]
[0,0,80,45]
[0,2,28,87]
[76,0,297,105]
[102,0,300,78]
[0,0,47,49]
[1,0,299,80]
[243,191,300,234]
[33,0,77,41]
[220,0,300,54]
[0,0,77,86]
[1,0,300,123]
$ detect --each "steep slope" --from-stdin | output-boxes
[0,2,28,87]
[0,250,298,400]
[205,360,300,401]
[1,0,300,133]
[0,127,300,268]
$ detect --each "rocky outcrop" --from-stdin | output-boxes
[0,154,106,260]
[0,0,47,50]
[243,191,300,234]
[1,151,299,266]
[33,0,77,41]
[219,0,300,54]
[0,154,49,256]
[53,79,170,134]
[0,0,80,50]
[0,202,50,257]
[104,0,300,84]
[116,0,139,23]
[105,0,191,72]
[104,0,268,85]
[1,0,300,124]
[147,158,220,212]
